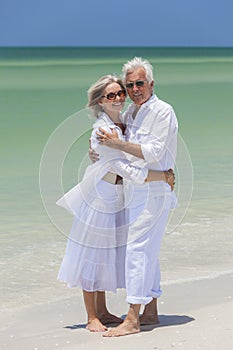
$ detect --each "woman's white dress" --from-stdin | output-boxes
[57,113,148,292]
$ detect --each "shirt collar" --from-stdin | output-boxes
[140,94,158,110]
[128,94,158,114]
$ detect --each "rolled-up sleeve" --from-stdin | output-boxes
[111,159,148,184]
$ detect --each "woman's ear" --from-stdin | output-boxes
[98,99,104,112]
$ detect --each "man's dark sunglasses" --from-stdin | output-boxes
[102,89,126,101]
[125,80,147,89]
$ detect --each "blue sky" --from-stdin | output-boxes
[0,0,233,47]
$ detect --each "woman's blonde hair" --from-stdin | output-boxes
[87,75,126,117]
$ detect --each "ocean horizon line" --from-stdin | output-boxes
[1,46,233,64]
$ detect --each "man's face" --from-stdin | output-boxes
[125,68,154,105]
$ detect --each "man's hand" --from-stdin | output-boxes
[96,127,120,148]
[88,138,100,163]
[165,169,175,191]
[97,127,144,159]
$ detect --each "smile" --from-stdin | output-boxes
[112,102,123,106]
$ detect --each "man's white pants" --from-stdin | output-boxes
[125,189,171,305]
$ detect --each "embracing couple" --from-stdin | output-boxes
[56,57,178,337]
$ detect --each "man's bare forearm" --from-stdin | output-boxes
[96,127,144,159]
[112,139,144,159]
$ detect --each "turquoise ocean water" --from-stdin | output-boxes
[1,47,233,311]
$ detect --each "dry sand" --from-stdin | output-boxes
[1,273,233,350]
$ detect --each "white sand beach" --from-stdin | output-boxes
[1,273,232,350]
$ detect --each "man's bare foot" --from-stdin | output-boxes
[98,312,123,325]
[86,318,107,332]
[140,298,159,325]
[139,314,160,325]
[103,319,140,337]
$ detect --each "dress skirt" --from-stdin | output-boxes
[57,180,126,292]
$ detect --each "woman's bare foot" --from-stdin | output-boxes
[95,291,123,324]
[98,312,123,325]
[86,318,107,332]
[103,318,140,337]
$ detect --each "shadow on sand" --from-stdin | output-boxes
[158,314,195,326]
[140,314,195,332]
[64,324,86,330]
[64,314,195,331]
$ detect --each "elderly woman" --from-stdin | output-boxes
[57,75,174,332]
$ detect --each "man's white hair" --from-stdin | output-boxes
[122,57,154,83]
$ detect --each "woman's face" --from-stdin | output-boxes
[99,82,126,115]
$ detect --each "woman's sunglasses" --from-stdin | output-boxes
[125,80,147,89]
[102,89,126,101]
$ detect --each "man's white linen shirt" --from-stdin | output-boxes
[122,94,178,172]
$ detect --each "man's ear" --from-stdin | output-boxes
[150,80,154,89]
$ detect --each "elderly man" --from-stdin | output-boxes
[96,57,178,337]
